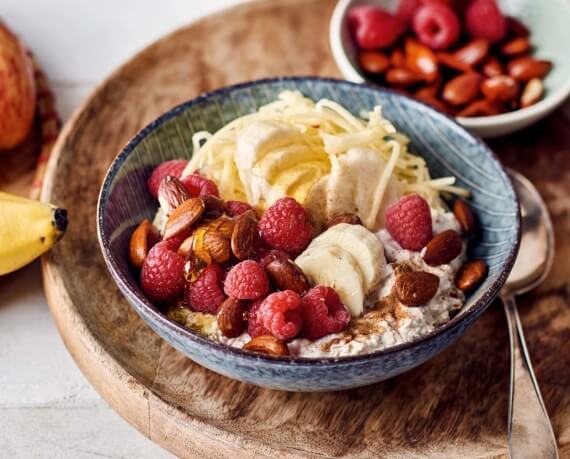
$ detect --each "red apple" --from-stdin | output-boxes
[0,21,36,150]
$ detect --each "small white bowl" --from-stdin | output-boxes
[330,0,570,138]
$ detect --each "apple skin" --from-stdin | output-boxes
[0,21,36,150]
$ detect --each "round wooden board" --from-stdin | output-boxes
[41,1,570,457]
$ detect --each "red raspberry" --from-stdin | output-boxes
[141,239,186,303]
[256,249,290,268]
[258,197,313,254]
[396,0,423,24]
[465,0,507,44]
[224,260,269,300]
[385,194,433,251]
[247,298,271,338]
[258,291,302,341]
[181,173,219,198]
[413,3,460,50]
[349,5,406,49]
[185,264,226,314]
[147,159,188,199]
[300,286,351,339]
[225,200,254,217]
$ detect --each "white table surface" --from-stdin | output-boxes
[0,1,243,457]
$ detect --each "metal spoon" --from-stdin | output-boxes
[501,170,557,459]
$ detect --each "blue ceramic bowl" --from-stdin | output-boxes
[97,77,520,392]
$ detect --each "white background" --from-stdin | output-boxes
[0,1,243,457]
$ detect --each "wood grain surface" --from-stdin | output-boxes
[40,0,570,457]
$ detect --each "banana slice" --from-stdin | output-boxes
[308,223,385,292]
[295,245,365,317]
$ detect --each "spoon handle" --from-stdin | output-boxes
[502,294,559,459]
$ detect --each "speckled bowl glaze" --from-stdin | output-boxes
[97,77,520,392]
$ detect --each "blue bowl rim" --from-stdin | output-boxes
[97,76,521,367]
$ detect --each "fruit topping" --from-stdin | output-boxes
[423,229,463,266]
[257,290,303,341]
[243,335,290,356]
[455,259,488,291]
[265,259,309,295]
[129,219,160,269]
[385,194,433,251]
[349,5,406,50]
[413,3,460,50]
[225,200,254,217]
[181,172,220,198]
[259,197,313,254]
[158,176,191,214]
[247,298,271,338]
[224,260,269,300]
[186,264,226,314]
[231,209,262,260]
[147,159,188,199]
[217,297,247,338]
[396,0,423,25]
[141,239,186,303]
[300,286,351,339]
[465,0,507,44]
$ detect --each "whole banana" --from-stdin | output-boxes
[0,192,67,275]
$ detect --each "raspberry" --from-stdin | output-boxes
[181,173,219,198]
[247,298,271,338]
[258,291,302,341]
[258,197,313,254]
[385,194,433,251]
[224,260,269,300]
[256,249,290,268]
[141,239,186,303]
[300,286,351,339]
[185,264,226,314]
[396,0,423,24]
[349,5,406,50]
[147,159,188,199]
[225,200,254,217]
[413,3,460,50]
[465,0,507,44]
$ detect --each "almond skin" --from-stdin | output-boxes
[457,99,500,117]
[390,48,406,68]
[395,271,440,306]
[231,210,261,260]
[217,297,247,338]
[243,335,289,356]
[163,198,205,240]
[442,73,483,107]
[158,176,191,214]
[405,39,438,83]
[481,57,503,78]
[423,230,463,266]
[508,57,552,82]
[265,259,309,295]
[453,39,490,67]
[481,75,519,104]
[385,68,423,87]
[453,200,476,235]
[203,230,231,264]
[501,37,530,56]
[359,51,390,75]
[325,213,362,229]
[128,219,160,269]
[520,78,544,108]
[436,52,471,73]
[455,260,487,292]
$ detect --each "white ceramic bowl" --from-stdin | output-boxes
[330,0,570,138]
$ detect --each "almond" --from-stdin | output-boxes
[265,259,309,295]
[202,195,225,216]
[128,219,160,269]
[395,271,440,306]
[204,230,231,263]
[405,39,438,83]
[231,210,261,260]
[501,37,530,56]
[390,48,406,68]
[453,39,489,67]
[163,197,205,240]
[423,230,463,266]
[442,73,482,107]
[217,297,247,338]
[520,78,544,108]
[481,57,503,78]
[157,176,191,214]
[508,57,552,82]
[325,213,362,229]
[243,335,289,356]
[359,50,390,75]
[455,260,487,292]
[436,52,471,73]
[457,99,500,117]
[385,68,423,87]
[453,200,476,235]
[481,75,519,103]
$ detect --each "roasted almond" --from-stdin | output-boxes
[385,68,423,87]
[265,259,309,295]
[520,78,544,108]
[128,219,160,269]
[325,213,362,229]
[453,39,489,67]
[442,73,483,107]
[231,209,261,260]
[481,75,519,103]
[457,99,500,117]
[436,52,471,73]
[390,48,406,68]
[455,260,487,292]
[359,50,390,75]
[423,230,463,266]
[453,200,476,235]
[204,230,231,263]
[508,57,552,82]
[163,198,205,240]
[395,271,439,306]
[177,235,195,258]
[157,176,191,214]
[501,37,530,56]
[481,57,503,78]
[243,335,289,356]
[405,39,438,83]
[217,297,247,338]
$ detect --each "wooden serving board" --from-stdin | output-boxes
[41,1,570,457]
